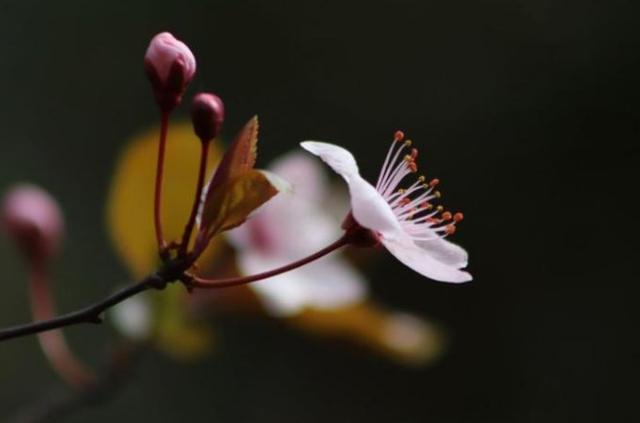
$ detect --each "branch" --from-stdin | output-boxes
[0,235,351,343]
[0,260,187,342]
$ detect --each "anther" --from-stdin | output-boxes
[445,225,456,235]
[408,162,418,173]
[394,130,405,142]
[442,211,452,221]
[418,175,426,183]
[436,205,444,212]
[434,191,442,199]
[404,140,412,147]
[429,178,440,187]
[410,148,418,160]
[453,212,464,223]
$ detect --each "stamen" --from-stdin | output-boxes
[394,130,405,142]
[377,138,411,190]
[453,212,464,223]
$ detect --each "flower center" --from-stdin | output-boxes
[375,131,464,241]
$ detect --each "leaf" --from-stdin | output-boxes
[199,169,280,240]
[107,122,223,278]
[205,115,259,197]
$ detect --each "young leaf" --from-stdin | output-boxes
[205,115,258,196]
[199,169,280,242]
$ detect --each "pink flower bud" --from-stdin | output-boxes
[2,184,64,263]
[144,32,196,112]
[191,92,225,141]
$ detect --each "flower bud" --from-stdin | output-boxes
[191,92,225,141]
[2,184,63,264]
[144,32,196,112]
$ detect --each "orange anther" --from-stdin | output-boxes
[409,162,418,172]
[453,212,464,222]
[442,211,452,221]
[429,178,440,187]
[394,130,405,141]
[410,148,418,159]
[445,225,456,235]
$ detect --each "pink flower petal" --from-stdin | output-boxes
[300,141,401,235]
[269,151,330,203]
[381,232,472,283]
[240,252,366,317]
[415,237,469,268]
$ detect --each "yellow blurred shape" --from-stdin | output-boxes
[107,121,221,358]
[288,302,447,366]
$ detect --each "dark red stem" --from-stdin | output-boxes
[179,139,210,256]
[188,235,350,289]
[29,260,95,388]
[154,111,170,252]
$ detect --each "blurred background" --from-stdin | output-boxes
[0,0,638,421]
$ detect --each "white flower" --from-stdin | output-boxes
[300,133,471,283]
[228,151,367,316]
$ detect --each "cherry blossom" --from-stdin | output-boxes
[301,133,471,283]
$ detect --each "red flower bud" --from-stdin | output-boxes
[191,92,225,141]
[2,184,64,264]
[144,32,196,112]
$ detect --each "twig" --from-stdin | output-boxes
[0,260,187,342]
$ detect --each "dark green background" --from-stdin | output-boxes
[0,0,637,421]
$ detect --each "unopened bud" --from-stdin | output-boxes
[144,32,196,112]
[2,184,63,263]
[191,93,225,141]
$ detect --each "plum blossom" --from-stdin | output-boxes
[301,132,472,283]
[144,32,196,85]
[2,184,64,263]
[144,32,196,111]
[228,151,367,316]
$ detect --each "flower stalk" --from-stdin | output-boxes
[154,111,170,254]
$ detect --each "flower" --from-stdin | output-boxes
[228,151,366,316]
[144,32,196,111]
[191,92,225,142]
[227,151,447,365]
[300,132,471,283]
[2,184,64,263]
